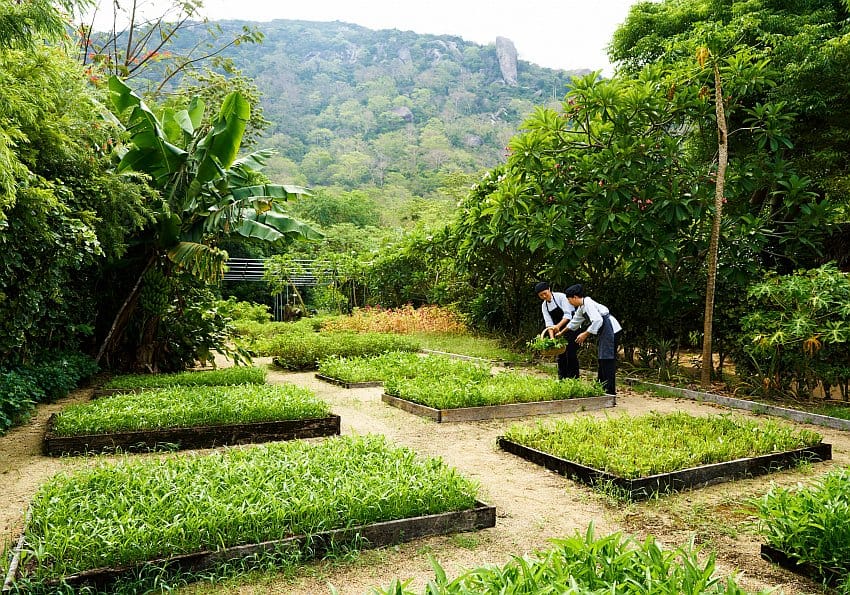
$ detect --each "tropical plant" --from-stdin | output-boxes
[737,263,850,400]
[96,76,320,371]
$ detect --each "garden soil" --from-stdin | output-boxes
[2,359,848,594]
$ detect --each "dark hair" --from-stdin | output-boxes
[533,281,550,294]
[564,284,584,298]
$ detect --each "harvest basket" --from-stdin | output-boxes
[540,346,566,357]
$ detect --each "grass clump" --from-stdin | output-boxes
[103,366,266,390]
[50,384,329,436]
[268,332,421,370]
[371,526,761,594]
[753,467,850,588]
[20,435,478,583]
[503,412,823,479]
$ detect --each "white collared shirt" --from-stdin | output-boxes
[541,291,574,327]
[567,296,622,335]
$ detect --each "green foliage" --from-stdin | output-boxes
[216,297,272,324]
[0,46,151,366]
[384,361,603,409]
[372,526,759,594]
[611,0,850,210]
[318,352,424,384]
[104,366,266,389]
[737,263,850,399]
[21,435,478,583]
[267,332,421,371]
[753,467,850,588]
[51,383,328,436]
[526,336,565,351]
[0,352,98,434]
[504,412,822,479]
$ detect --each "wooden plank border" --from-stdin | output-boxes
[43,415,341,456]
[623,377,850,431]
[314,374,383,388]
[382,393,615,422]
[497,437,832,500]
[5,502,495,592]
[759,544,843,587]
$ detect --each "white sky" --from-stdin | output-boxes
[86,0,649,74]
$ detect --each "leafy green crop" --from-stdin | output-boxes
[269,332,421,370]
[371,525,761,594]
[384,359,602,409]
[318,351,424,383]
[504,412,822,479]
[104,366,266,389]
[526,336,566,351]
[51,384,329,435]
[22,435,478,581]
[753,467,850,586]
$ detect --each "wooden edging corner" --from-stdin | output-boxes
[382,393,615,422]
[43,415,341,456]
[760,543,843,587]
[314,374,383,389]
[624,377,850,431]
[497,437,831,500]
[6,502,495,591]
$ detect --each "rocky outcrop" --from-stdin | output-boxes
[390,106,414,122]
[495,36,518,86]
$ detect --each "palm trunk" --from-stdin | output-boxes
[701,63,728,388]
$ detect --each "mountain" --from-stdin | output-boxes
[197,19,586,199]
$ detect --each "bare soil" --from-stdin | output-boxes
[2,361,847,594]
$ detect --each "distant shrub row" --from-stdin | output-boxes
[269,332,421,371]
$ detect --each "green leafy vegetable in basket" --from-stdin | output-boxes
[526,336,566,351]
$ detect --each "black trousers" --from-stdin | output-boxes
[557,329,580,379]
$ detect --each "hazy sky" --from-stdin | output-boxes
[95,0,649,74]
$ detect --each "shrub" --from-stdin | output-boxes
[217,297,272,323]
[0,351,98,434]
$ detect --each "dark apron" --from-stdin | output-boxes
[546,300,579,379]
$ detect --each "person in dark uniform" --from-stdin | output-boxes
[534,281,579,379]
[563,284,622,395]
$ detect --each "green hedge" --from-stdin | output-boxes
[0,352,98,434]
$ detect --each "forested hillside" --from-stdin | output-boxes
[179,20,585,198]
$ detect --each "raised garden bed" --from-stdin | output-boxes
[759,544,844,587]
[9,436,489,590]
[624,377,850,431]
[5,501,495,591]
[314,374,383,388]
[382,393,615,422]
[44,384,336,455]
[498,436,831,500]
[94,367,268,397]
[43,414,341,455]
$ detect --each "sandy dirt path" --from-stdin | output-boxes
[2,364,847,594]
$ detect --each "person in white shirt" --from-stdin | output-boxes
[563,284,622,395]
[534,281,579,379]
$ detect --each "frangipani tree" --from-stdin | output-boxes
[98,76,319,370]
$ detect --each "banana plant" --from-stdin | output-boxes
[96,76,319,368]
